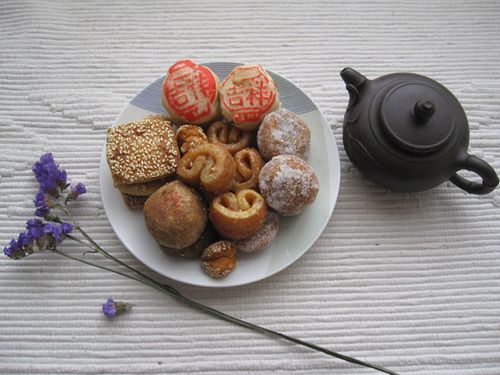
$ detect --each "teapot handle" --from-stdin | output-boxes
[449,153,499,194]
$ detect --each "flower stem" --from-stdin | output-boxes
[54,240,398,375]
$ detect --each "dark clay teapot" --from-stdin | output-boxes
[340,67,499,194]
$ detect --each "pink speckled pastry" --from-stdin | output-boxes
[233,210,279,253]
[258,155,319,216]
[257,109,311,161]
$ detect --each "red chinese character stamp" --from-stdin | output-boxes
[163,60,219,123]
[220,65,280,130]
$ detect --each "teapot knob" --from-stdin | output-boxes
[414,100,435,121]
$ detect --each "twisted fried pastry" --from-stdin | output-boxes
[233,148,264,191]
[209,189,267,240]
[177,143,236,195]
[207,121,253,155]
[176,124,208,155]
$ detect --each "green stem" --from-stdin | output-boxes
[61,203,163,286]
[51,249,157,289]
[75,227,179,294]
[53,243,398,375]
[168,291,399,375]
[57,203,398,374]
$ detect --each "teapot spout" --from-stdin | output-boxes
[340,67,367,89]
[341,68,367,110]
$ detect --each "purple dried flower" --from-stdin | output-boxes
[26,219,45,240]
[4,219,73,259]
[32,153,67,194]
[17,232,31,248]
[68,182,87,199]
[60,222,73,234]
[34,190,50,217]
[102,297,133,318]
[44,223,63,243]
[102,297,117,317]
[4,237,29,259]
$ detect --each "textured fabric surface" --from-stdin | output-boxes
[1,1,500,374]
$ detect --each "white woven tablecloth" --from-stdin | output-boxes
[1,1,500,374]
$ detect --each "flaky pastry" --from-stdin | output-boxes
[233,148,264,191]
[177,143,236,195]
[176,124,208,155]
[209,189,267,240]
[206,121,253,155]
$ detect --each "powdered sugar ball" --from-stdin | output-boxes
[257,109,311,161]
[258,155,319,216]
[233,210,279,253]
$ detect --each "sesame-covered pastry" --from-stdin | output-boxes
[106,115,179,206]
[219,65,280,131]
[161,60,221,125]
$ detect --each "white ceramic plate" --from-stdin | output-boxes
[99,62,340,288]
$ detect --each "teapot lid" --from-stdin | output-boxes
[380,82,455,153]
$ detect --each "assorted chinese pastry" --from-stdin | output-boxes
[219,65,281,130]
[177,143,236,195]
[162,59,221,125]
[209,189,267,240]
[106,61,322,279]
[176,124,208,155]
[105,115,179,207]
[206,121,253,155]
[257,108,311,161]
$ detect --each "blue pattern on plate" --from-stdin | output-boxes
[130,62,317,115]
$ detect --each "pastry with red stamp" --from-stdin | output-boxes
[162,59,221,125]
[219,65,281,131]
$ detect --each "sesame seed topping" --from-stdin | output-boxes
[106,115,179,184]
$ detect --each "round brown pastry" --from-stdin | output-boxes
[206,121,253,155]
[177,143,236,195]
[209,189,267,240]
[201,240,237,279]
[144,180,207,249]
[257,109,311,161]
[161,224,218,259]
[258,155,319,216]
[219,65,281,131]
[233,148,264,191]
[233,210,279,253]
[162,59,221,125]
[176,124,208,155]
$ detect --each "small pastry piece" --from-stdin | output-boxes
[114,178,170,197]
[209,189,267,240]
[106,115,179,185]
[206,121,253,155]
[259,155,319,216]
[177,143,236,195]
[219,65,280,131]
[201,240,237,279]
[162,60,221,125]
[144,180,207,249]
[121,193,149,208]
[257,109,311,161]
[233,148,264,191]
[233,210,279,253]
[176,124,208,154]
[161,224,218,259]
